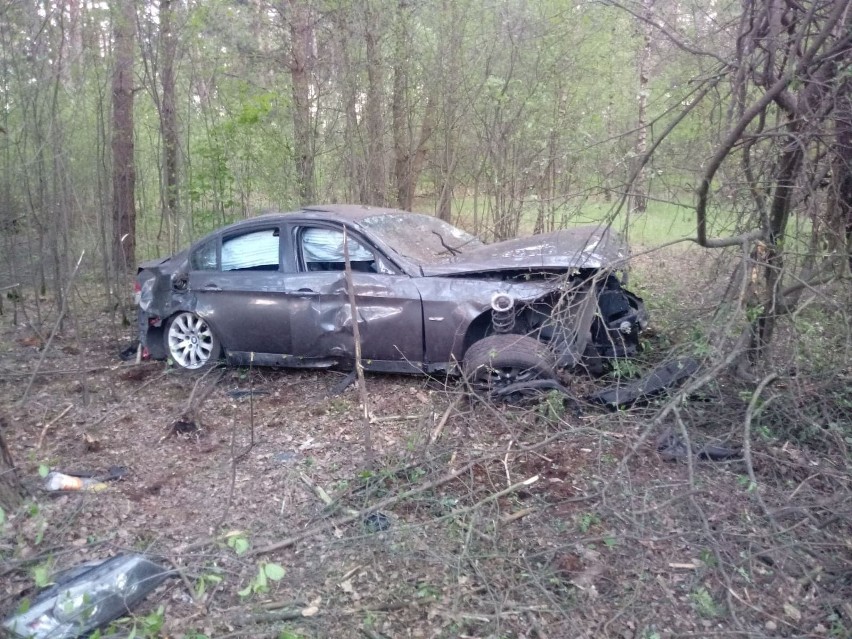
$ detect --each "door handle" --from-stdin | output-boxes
[292,288,316,297]
[201,284,221,291]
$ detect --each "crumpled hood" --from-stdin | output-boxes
[419,225,627,276]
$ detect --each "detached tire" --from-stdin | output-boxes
[463,334,556,394]
[164,312,222,371]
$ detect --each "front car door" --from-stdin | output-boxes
[283,221,425,371]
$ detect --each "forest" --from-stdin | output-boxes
[0,0,850,637]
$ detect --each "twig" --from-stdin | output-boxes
[254,432,570,556]
[501,507,536,526]
[743,373,780,530]
[20,251,85,404]
[450,475,538,519]
[36,404,73,449]
[215,413,239,530]
[300,472,358,516]
[423,394,463,456]
[343,227,373,467]
[167,556,198,605]
[503,440,513,487]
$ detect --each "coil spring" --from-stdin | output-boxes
[491,293,515,334]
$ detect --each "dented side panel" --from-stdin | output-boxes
[286,271,424,364]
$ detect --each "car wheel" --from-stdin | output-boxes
[164,312,221,370]
[463,334,556,395]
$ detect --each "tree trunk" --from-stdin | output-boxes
[288,0,315,205]
[111,0,136,276]
[631,0,653,215]
[0,415,26,513]
[391,1,434,211]
[159,0,179,253]
[363,0,386,207]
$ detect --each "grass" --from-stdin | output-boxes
[423,194,737,247]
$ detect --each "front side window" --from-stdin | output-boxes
[301,227,377,272]
[221,229,280,272]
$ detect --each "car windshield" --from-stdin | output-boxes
[360,213,484,264]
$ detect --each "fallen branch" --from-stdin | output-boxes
[427,395,463,448]
[254,431,570,556]
[36,404,73,450]
[300,472,358,516]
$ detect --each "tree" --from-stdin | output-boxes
[686,0,852,367]
[111,0,137,276]
[0,416,25,515]
[287,0,316,205]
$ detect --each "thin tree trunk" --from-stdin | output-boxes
[159,0,179,252]
[0,415,26,513]
[111,0,137,276]
[632,0,653,215]
[363,0,385,206]
[288,0,315,204]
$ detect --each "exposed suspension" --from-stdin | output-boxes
[490,292,516,334]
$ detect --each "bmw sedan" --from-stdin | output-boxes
[135,204,647,391]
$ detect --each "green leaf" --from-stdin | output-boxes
[264,563,285,581]
[237,584,253,598]
[33,565,50,588]
[38,465,50,478]
[0,506,5,525]
[232,537,249,555]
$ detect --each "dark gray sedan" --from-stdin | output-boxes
[135,204,647,390]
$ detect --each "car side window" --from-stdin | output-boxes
[190,239,218,271]
[300,227,378,273]
[222,228,280,272]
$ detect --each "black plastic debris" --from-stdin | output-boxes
[3,554,171,639]
[328,370,357,397]
[363,512,391,533]
[118,342,140,361]
[587,357,700,409]
[227,389,270,399]
[491,378,582,415]
[656,428,741,462]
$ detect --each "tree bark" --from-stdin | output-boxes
[159,0,179,253]
[391,1,434,211]
[111,0,136,276]
[363,0,386,206]
[288,0,315,205]
[631,0,653,215]
[0,415,26,513]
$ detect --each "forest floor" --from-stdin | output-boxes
[0,246,850,639]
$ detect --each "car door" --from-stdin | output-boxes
[187,225,293,355]
[283,222,424,370]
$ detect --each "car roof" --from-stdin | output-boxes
[300,204,410,221]
[244,204,411,225]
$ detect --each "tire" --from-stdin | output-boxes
[463,334,556,393]
[164,312,221,371]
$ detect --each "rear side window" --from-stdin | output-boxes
[190,239,217,271]
[222,229,280,272]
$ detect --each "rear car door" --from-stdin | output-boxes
[187,224,292,355]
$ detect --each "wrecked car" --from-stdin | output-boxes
[136,204,647,391]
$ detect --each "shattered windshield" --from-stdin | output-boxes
[360,213,484,264]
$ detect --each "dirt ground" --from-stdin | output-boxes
[1,247,850,639]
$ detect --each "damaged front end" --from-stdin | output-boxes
[482,269,647,375]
